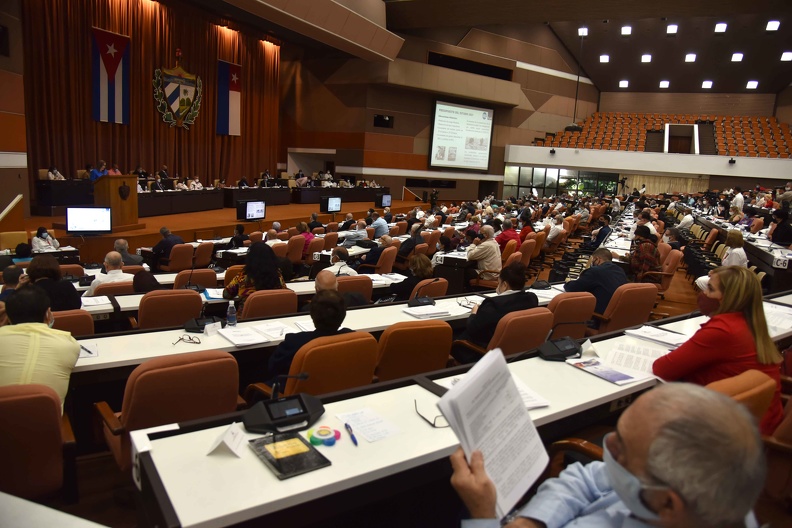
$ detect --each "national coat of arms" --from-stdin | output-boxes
[153,49,202,129]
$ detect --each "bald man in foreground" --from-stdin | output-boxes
[86,251,135,296]
[451,383,765,528]
[300,270,369,312]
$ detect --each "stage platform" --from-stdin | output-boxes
[24,200,421,264]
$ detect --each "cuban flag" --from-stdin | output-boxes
[91,28,130,124]
[217,60,241,136]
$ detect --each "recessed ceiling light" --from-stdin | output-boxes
[578,27,588,37]
[731,52,743,62]
[619,80,629,88]
[746,81,758,90]
[621,26,632,36]
[667,24,678,34]
[781,52,792,61]
[702,81,713,89]
[685,53,696,62]
[766,21,780,31]
[641,54,652,63]
[659,81,670,89]
[714,23,727,33]
[600,54,610,63]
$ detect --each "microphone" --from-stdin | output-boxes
[271,372,309,401]
[183,251,205,293]
[408,278,440,307]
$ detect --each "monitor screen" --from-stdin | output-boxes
[376,194,392,208]
[236,200,266,221]
[321,196,342,213]
[65,207,112,235]
[429,100,494,171]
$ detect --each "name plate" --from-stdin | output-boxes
[772,258,789,269]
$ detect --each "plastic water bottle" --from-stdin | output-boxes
[226,303,237,327]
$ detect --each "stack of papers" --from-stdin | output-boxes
[623,325,688,348]
[203,288,225,300]
[295,320,316,332]
[217,327,270,347]
[253,321,297,339]
[566,357,653,385]
[81,296,111,306]
[403,305,451,319]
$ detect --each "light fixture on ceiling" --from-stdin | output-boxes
[714,22,727,33]
[685,53,696,62]
[621,26,632,36]
[565,30,586,133]
[781,52,792,62]
[659,80,670,89]
[702,80,713,89]
[731,52,743,62]
[667,24,678,34]
[641,54,652,63]
[619,80,629,88]
[578,27,588,37]
[746,81,758,90]
[766,21,780,31]
[600,54,610,63]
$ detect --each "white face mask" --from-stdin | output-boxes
[661,234,669,244]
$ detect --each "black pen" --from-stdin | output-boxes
[80,344,95,357]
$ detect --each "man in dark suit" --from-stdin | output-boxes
[583,214,612,250]
[339,213,356,231]
[355,235,393,271]
[151,174,166,191]
[452,262,538,364]
[267,289,352,383]
[152,227,185,269]
[113,239,143,266]
[564,247,628,326]
[307,212,324,232]
[157,164,169,179]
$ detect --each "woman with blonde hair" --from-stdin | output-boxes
[653,266,783,434]
[389,253,433,301]
[694,229,747,290]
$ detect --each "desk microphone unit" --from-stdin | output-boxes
[537,322,587,362]
[243,374,325,433]
[408,278,439,307]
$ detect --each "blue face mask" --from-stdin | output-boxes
[42,233,49,239]
[603,433,666,521]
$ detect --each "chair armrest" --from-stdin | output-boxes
[546,438,604,478]
[451,339,486,357]
[128,316,139,329]
[61,413,76,445]
[641,271,673,279]
[591,312,609,323]
[236,395,248,410]
[61,412,79,503]
[357,263,377,272]
[94,401,125,435]
[244,382,273,404]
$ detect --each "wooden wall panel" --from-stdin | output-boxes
[363,151,427,170]
[600,92,776,116]
[0,113,26,152]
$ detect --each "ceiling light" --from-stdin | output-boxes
[621,26,632,36]
[766,21,780,31]
[731,52,743,62]
[746,81,758,89]
[702,81,713,89]
[578,27,588,37]
[781,52,792,61]
[641,54,652,63]
[714,23,727,33]
[619,80,629,88]
[685,53,696,62]
[600,54,610,63]
[667,24,678,34]
[659,81,670,89]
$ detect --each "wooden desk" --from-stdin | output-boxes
[138,189,224,217]
[290,187,390,204]
[222,187,290,207]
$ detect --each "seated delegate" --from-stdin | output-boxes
[25,254,82,311]
[223,242,286,308]
[31,227,60,252]
[389,254,434,301]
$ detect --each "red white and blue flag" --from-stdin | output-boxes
[216,60,241,136]
[91,28,130,124]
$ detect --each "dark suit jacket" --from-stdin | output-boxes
[460,290,539,348]
[564,262,629,316]
[383,213,393,223]
[152,234,185,259]
[360,245,385,268]
[230,234,249,249]
[119,249,143,266]
[267,327,353,383]
[398,235,425,257]
[151,180,166,191]
[307,221,324,231]
[35,278,82,312]
[340,219,356,231]
[389,275,423,301]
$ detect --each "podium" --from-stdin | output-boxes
[92,175,146,232]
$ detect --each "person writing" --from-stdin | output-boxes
[31,227,60,252]
[653,266,783,435]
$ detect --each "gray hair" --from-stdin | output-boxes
[113,239,129,252]
[272,221,281,231]
[480,225,495,239]
[644,383,764,526]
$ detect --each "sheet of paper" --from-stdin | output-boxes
[381,273,407,283]
[623,325,688,347]
[435,373,549,410]
[78,343,99,358]
[295,320,316,332]
[217,327,269,347]
[204,288,225,299]
[763,302,792,337]
[566,357,649,385]
[81,296,111,306]
[335,407,401,443]
[602,342,669,374]
[254,321,298,339]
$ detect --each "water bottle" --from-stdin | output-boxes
[226,303,237,327]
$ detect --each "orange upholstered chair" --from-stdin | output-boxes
[286,235,305,265]
[396,221,408,235]
[375,320,452,381]
[585,283,658,336]
[59,264,85,278]
[249,231,264,244]
[657,242,672,267]
[518,239,536,267]
[159,243,194,272]
[326,222,339,233]
[453,307,554,359]
[323,232,339,250]
[547,292,596,340]
[338,275,374,302]
[245,332,378,400]
[173,268,218,290]
[365,227,375,240]
[224,265,244,286]
[0,385,77,502]
[92,281,135,296]
[641,249,683,299]
[706,370,776,423]
[192,241,214,268]
[409,277,449,300]
[52,309,94,337]
[271,243,288,258]
[134,289,203,330]
[424,230,442,256]
[121,265,145,275]
[500,239,518,264]
[358,246,397,275]
[95,351,240,472]
[303,237,325,267]
[239,289,298,320]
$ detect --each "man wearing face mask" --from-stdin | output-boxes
[450,382,765,528]
[0,286,80,411]
[584,215,612,250]
[768,209,792,246]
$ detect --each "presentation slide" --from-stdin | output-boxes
[327,197,342,212]
[67,207,112,233]
[430,101,494,171]
[246,201,265,220]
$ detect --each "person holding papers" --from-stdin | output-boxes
[31,227,60,252]
[223,242,285,307]
[652,266,782,435]
[189,176,204,190]
[450,383,766,528]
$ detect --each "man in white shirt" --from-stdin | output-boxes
[611,196,621,214]
[677,213,694,230]
[86,251,135,296]
[544,216,564,248]
[467,225,501,281]
[626,211,657,240]
[324,247,358,276]
[731,186,744,212]
[265,229,284,247]
[342,220,369,248]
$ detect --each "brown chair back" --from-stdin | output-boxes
[425,231,442,256]
[488,307,554,355]
[52,309,94,337]
[137,289,203,330]
[304,237,326,266]
[276,231,290,241]
[59,264,85,278]
[414,243,429,256]
[312,227,325,235]
[248,231,264,244]
[287,227,299,238]
[271,243,288,258]
[193,242,214,268]
[596,283,658,334]
[224,265,244,286]
[92,281,135,296]
[702,228,719,251]
[519,240,535,266]
[173,269,218,290]
[0,385,67,499]
[500,239,518,264]
[657,242,672,266]
[372,246,397,274]
[375,320,452,381]
[443,226,456,239]
[547,292,596,340]
[0,231,28,251]
[409,278,448,300]
[389,225,400,237]
[326,222,339,233]
[283,332,378,396]
[239,289,298,320]
[531,232,546,259]
[121,265,145,275]
[365,227,375,240]
[396,221,408,235]
[750,217,764,234]
[503,251,522,268]
[160,244,194,272]
[337,275,373,302]
[656,249,683,293]
[706,370,776,423]
[286,235,305,264]
[323,232,339,250]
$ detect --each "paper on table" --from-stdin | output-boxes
[81,296,111,306]
[382,273,407,283]
[600,341,669,375]
[254,321,297,339]
[295,320,316,332]
[437,349,548,519]
[623,325,688,347]
[763,302,792,336]
[217,327,269,347]
[78,343,99,358]
[434,373,549,410]
[566,357,647,385]
[403,305,451,319]
[335,407,400,442]
[204,288,225,299]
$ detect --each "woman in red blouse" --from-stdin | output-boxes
[652,266,783,435]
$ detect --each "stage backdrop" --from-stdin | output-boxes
[21,0,279,190]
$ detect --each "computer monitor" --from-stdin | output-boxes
[320,196,342,213]
[236,200,266,221]
[375,194,392,208]
[65,207,113,235]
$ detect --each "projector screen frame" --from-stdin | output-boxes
[320,196,342,214]
[428,98,495,173]
[65,206,113,236]
[236,200,267,221]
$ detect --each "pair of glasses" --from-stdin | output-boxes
[414,400,449,428]
[456,298,476,310]
[172,334,201,346]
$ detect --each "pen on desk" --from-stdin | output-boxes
[79,344,95,356]
[345,423,358,446]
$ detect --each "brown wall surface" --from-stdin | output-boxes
[776,86,792,127]
[600,92,777,117]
